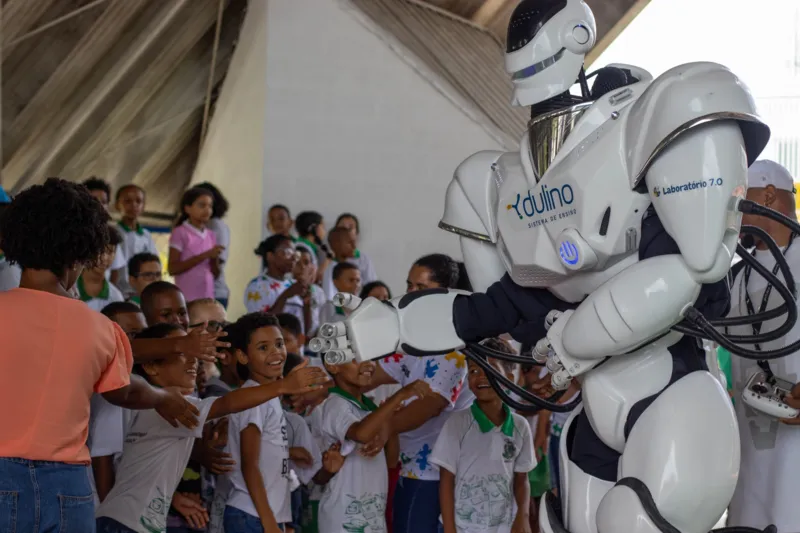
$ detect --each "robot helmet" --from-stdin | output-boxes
[505,0,596,107]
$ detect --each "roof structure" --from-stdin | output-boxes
[1,0,645,222]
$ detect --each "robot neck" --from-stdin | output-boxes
[527,98,593,179]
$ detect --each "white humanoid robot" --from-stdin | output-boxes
[310,1,793,533]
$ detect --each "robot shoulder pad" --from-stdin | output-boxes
[624,62,770,187]
[439,150,504,243]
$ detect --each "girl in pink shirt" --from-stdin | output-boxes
[168,187,225,302]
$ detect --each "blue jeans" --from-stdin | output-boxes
[392,477,444,533]
[0,457,95,533]
[223,506,285,532]
[96,516,136,533]
[549,434,561,494]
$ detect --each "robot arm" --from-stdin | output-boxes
[548,119,746,379]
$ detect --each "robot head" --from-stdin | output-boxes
[505,0,597,107]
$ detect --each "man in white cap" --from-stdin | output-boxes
[725,159,800,532]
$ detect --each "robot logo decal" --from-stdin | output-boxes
[507,184,577,229]
[653,179,724,198]
[559,241,579,265]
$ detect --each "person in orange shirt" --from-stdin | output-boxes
[0,178,200,533]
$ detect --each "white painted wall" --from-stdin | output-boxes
[195,0,505,318]
[190,0,267,319]
[261,0,504,301]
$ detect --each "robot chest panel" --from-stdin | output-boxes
[494,136,649,292]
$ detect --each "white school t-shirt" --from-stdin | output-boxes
[318,392,388,533]
[285,410,322,486]
[304,406,327,503]
[80,279,124,313]
[726,244,800,533]
[431,404,535,533]
[96,396,216,533]
[225,380,291,522]
[87,395,133,507]
[116,222,158,295]
[379,352,470,480]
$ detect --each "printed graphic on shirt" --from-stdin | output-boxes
[140,486,171,533]
[424,359,439,378]
[455,474,513,530]
[340,492,388,533]
[445,352,467,368]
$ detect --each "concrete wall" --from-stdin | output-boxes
[195,0,504,318]
[262,0,504,299]
[190,0,268,319]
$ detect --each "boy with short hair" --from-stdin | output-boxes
[321,228,363,300]
[95,322,330,533]
[114,184,158,294]
[432,354,535,533]
[317,358,430,533]
[127,253,162,305]
[319,263,361,325]
[277,313,306,356]
[79,227,125,312]
[141,281,190,330]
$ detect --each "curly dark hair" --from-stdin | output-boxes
[194,182,229,219]
[0,178,110,276]
[229,312,281,381]
[413,253,460,289]
[82,177,111,199]
[359,280,392,300]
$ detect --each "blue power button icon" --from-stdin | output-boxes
[559,241,579,265]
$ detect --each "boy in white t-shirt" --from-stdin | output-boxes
[95,321,329,533]
[318,357,430,533]
[114,185,159,295]
[432,356,535,533]
[79,228,125,312]
[223,312,334,532]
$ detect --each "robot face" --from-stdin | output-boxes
[504,0,596,108]
[506,0,568,54]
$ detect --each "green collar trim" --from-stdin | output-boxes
[128,295,141,305]
[353,249,361,259]
[0,253,4,261]
[118,220,144,235]
[470,401,514,437]
[77,276,110,301]
[330,386,377,412]
[297,237,318,253]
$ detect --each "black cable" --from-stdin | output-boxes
[463,347,581,413]
[673,245,798,357]
[706,224,795,330]
[468,342,545,365]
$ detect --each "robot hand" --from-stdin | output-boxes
[309,294,402,365]
[309,289,466,365]
[535,309,603,390]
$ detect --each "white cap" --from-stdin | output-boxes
[748,159,796,193]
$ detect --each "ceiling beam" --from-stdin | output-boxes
[471,0,512,27]
[3,0,195,190]
[586,0,651,67]
[1,0,58,57]
[5,0,149,161]
[62,0,226,176]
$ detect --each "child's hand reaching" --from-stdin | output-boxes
[172,492,209,530]
[155,388,200,429]
[322,442,345,474]
[359,424,391,457]
[178,327,230,363]
[205,245,226,260]
[290,446,314,468]
[398,380,432,402]
[281,360,332,395]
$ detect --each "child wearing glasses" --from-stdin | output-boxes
[127,253,162,305]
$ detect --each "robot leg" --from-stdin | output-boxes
[595,371,738,533]
[538,407,615,533]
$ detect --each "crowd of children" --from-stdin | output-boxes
[0,178,578,533]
